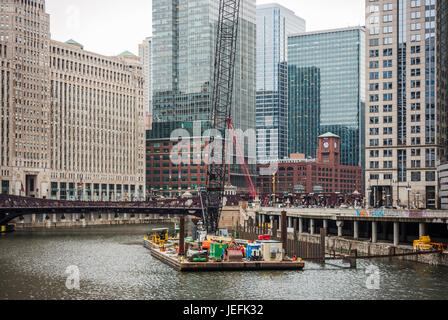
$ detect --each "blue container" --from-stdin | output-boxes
[246,243,262,260]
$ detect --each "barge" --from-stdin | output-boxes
[143,221,305,272]
[145,239,305,272]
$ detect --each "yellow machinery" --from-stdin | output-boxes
[413,236,435,251]
[413,236,447,252]
[258,223,271,229]
[147,228,170,248]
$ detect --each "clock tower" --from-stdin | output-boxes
[317,132,340,166]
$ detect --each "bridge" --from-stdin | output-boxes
[0,194,248,226]
[0,194,207,226]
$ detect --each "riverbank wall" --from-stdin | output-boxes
[287,232,448,267]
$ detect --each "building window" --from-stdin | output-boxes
[411,172,421,182]
[426,171,435,182]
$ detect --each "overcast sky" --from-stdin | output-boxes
[46,0,365,57]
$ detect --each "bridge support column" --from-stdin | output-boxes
[90,213,95,222]
[394,222,400,247]
[52,214,57,223]
[323,220,328,235]
[31,214,36,224]
[310,219,315,235]
[419,223,426,237]
[288,217,292,229]
[400,223,407,242]
[372,222,378,243]
[298,218,303,234]
[354,221,359,240]
[336,221,344,237]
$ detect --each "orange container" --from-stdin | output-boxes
[202,240,212,249]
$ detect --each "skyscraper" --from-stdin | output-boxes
[0,0,51,196]
[149,0,256,189]
[288,27,366,168]
[365,0,438,209]
[437,0,448,208]
[139,37,152,115]
[256,4,305,163]
[48,43,146,201]
[0,0,146,200]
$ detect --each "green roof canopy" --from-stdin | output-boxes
[319,132,340,138]
[66,39,81,45]
[119,50,136,56]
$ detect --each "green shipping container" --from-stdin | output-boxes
[209,243,228,260]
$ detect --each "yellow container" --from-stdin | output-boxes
[1,225,5,233]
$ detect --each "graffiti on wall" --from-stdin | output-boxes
[356,209,428,218]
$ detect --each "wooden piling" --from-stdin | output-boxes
[281,211,287,254]
[178,216,185,257]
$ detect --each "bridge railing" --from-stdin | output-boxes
[0,194,246,210]
[258,206,448,219]
[0,194,202,209]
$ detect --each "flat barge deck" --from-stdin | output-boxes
[144,240,305,272]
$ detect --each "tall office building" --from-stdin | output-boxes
[139,37,152,116]
[0,0,51,196]
[256,4,305,163]
[365,0,438,209]
[437,0,448,208]
[0,0,146,200]
[48,41,146,201]
[149,0,256,190]
[288,27,366,168]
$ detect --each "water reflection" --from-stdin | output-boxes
[0,225,447,300]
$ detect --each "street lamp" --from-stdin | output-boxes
[366,188,372,209]
[416,192,421,209]
[406,184,412,209]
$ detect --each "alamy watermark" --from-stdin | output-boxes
[365,265,380,290]
[65,265,80,290]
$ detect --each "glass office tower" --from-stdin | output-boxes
[150,0,256,187]
[256,4,305,163]
[288,27,366,167]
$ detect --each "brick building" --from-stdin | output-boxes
[145,133,232,198]
[257,133,364,198]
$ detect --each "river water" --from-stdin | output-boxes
[0,224,447,300]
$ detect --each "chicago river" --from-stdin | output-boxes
[0,225,447,300]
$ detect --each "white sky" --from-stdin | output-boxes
[46,0,365,57]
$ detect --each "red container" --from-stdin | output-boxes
[258,235,271,241]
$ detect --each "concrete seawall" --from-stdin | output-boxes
[288,232,448,267]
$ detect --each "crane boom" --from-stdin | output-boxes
[227,119,257,200]
[203,0,241,234]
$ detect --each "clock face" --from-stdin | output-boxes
[323,142,329,149]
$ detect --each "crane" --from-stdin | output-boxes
[202,0,241,234]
